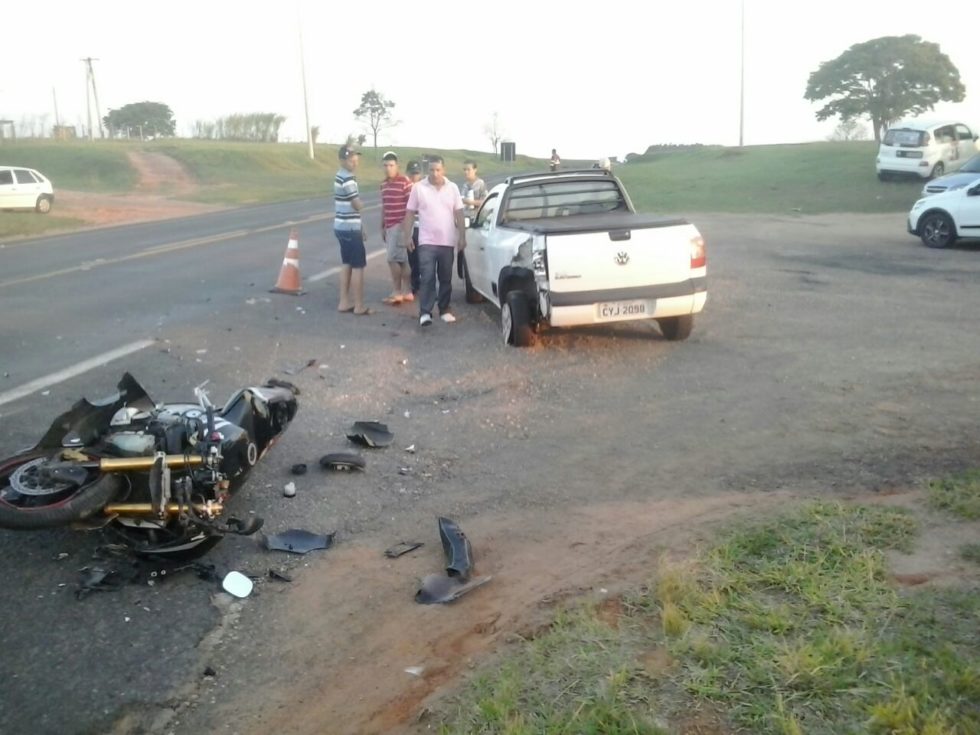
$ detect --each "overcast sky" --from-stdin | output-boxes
[2,0,977,159]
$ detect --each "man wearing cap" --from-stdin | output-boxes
[405,160,423,296]
[402,155,465,326]
[380,152,413,304]
[334,143,371,315]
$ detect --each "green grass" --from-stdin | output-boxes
[148,140,541,205]
[929,471,980,520]
[0,139,138,191]
[961,544,980,564]
[619,141,924,215]
[0,213,87,240]
[437,502,980,735]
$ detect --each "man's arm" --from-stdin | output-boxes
[402,209,416,251]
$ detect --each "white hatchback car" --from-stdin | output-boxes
[907,176,980,248]
[0,166,55,213]
[877,120,978,181]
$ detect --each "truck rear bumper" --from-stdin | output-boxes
[547,292,706,328]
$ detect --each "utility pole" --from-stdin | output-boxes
[82,57,104,140]
[298,12,314,160]
[738,0,745,147]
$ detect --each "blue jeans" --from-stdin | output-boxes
[409,227,420,292]
[418,245,455,316]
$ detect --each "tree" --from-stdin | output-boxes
[353,89,396,150]
[483,112,504,154]
[103,101,176,138]
[804,35,964,143]
[828,117,869,141]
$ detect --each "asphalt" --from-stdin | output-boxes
[1,195,979,734]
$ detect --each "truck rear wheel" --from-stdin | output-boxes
[502,291,535,347]
[657,315,693,341]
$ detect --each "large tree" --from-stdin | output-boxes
[353,89,396,150]
[104,101,176,138]
[804,35,965,143]
[483,112,504,154]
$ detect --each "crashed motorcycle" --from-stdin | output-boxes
[0,373,298,558]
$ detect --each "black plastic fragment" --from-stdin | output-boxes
[346,421,394,448]
[319,452,366,471]
[290,463,308,476]
[415,574,492,605]
[438,517,473,581]
[268,569,293,582]
[263,529,335,555]
[384,541,424,559]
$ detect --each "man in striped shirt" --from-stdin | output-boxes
[380,151,413,304]
[334,143,371,315]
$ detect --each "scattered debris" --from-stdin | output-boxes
[264,529,335,555]
[283,358,318,376]
[76,566,136,600]
[403,411,411,419]
[384,541,424,559]
[404,444,416,454]
[290,463,308,476]
[203,666,217,678]
[196,349,208,355]
[283,482,297,498]
[268,569,293,583]
[222,571,253,598]
[41,390,50,396]
[415,574,493,605]
[404,666,425,677]
[54,552,70,561]
[265,377,300,394]
[398,467,411,476]
[347,421,394,448]
[414,517,490,604]
[439,517,473,581]
[319,452,366,471]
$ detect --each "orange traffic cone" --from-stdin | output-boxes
[271,228,305,295]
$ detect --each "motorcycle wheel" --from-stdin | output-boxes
[0,452,121,530]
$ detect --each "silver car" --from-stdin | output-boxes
[922,154,980,196]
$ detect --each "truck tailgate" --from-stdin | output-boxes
[546,222,699,296]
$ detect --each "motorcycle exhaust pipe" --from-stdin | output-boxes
[103,501,224,518]
[99,455,204,472]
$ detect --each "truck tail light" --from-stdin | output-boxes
[690,236,706,269]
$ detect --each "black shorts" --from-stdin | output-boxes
[335,228,366,268]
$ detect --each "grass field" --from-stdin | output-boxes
[1,138,929,240]
[0,139,138,191]
[619,141,926,215]
[437,498,980,735]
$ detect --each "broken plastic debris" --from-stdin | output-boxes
[439,517,473,581]
[283,482,297,498]
[196,349,208,354]
[415,574,492,605]
[222,571,253,598]
[346,421,394,448]
[41,390,51,396]
[404,666,425,677]
[268,569,293,583]
[264,529,335,555]
[384,541,424,559]
[319,452,366,471]
[405,444,416,454]
[290,463,308,476]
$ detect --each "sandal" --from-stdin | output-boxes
[382,295,403,305]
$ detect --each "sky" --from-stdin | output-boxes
[1,0,978,159]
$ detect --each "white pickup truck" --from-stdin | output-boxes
[460,169,707,346]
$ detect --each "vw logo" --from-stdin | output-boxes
[615,251,630,265]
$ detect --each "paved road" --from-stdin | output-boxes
[1,202,978,734]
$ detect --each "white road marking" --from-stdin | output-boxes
[0,339,156,408]
[307,248,387,282]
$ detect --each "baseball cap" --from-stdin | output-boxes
[338,144,361,160]
[382,151,398,162]
[406,160,421,174]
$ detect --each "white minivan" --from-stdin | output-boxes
[0,166,55,213]
[876,120,978,181]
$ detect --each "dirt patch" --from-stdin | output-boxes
[166,491,796,735]
[44,151,219,231]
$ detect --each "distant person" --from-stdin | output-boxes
[550,148,561,171]
[405,160,423,295]
[460,159,487,216]
[402,155,465,326]
[380,151,413,304]
[333,143,371,315]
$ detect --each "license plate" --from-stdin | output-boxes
[596,300,648,321]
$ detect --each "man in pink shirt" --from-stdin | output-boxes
[401,155,466,326]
